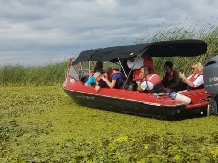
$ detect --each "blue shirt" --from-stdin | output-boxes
[85,76,96,86]
[112,74,121,80]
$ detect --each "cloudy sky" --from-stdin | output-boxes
[1,0,218,66]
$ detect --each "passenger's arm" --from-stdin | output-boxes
[102,76,116,88]
[179,72,188,84]
[85,79,91,87]
[182,78,195,87]
[180,73,195,88]
[137,81,144,92]
[85,76,95,87]
[95,86,101,92]
[104,79,116,88]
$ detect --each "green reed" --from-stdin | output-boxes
[135,21,218,76]
[0,61,68,86]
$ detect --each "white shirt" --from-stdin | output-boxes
[127,57,144,70]
[187,74,203,87]
[140,81,154,90]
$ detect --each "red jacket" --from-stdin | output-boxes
[189,72,203,82]
[110,70,121,79]
[167,69,176,81]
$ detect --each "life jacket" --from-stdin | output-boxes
[96,71,121,82]
[163,69,176,87]
[189,72,202,82]
[143,74,162,86]
[187,72,204,90]
[167,69,176,81]
[110,70,121,79]
[143,54,154,73]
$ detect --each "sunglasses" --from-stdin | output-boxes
[191,67,196,70]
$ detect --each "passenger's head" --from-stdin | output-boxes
[191,62,203,74]
[139,66,151,79]
[94,62,103,71]
[104,67,113,76]
[164,61,173,71]
[93,72,101,80]
[144,66,151,75]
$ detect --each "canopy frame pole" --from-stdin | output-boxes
[88,61,90,74]
[118,58,127,78]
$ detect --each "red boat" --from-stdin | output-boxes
[62,39,217,119]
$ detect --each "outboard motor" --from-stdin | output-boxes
[203,55,218,115]
[204,55,218,94]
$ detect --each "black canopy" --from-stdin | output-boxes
[72,39,207,65]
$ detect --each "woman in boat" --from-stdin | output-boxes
[127,54,154,81]
[162,61,180,93]
[101,67,124,89]
[85,72,102,87]
[126,55,154,90]
[179,62,204,90]
[137,66,162,93]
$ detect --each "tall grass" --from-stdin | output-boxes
[134,21,218,76]
[0,61,68,86]
[1,22,218,86]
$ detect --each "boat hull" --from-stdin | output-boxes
[63,88,208,119]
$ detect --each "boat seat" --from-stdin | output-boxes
[133,69,140,81]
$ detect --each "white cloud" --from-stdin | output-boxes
[0,0,218,66]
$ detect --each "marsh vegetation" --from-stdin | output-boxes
[1,86,218,162]
[1,22,218,162]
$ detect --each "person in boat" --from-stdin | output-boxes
[178,62,204,91]
[94,61,103,73]
[127,54,154,81]
[101,67,124,89]
[137,66,162,93]
[162,61,180,93]
[126,56,144,90]
[89,61,104,77]
[127,56,144,81]
[85,72,102,87]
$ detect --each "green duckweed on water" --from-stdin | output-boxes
[1,86,218,162]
